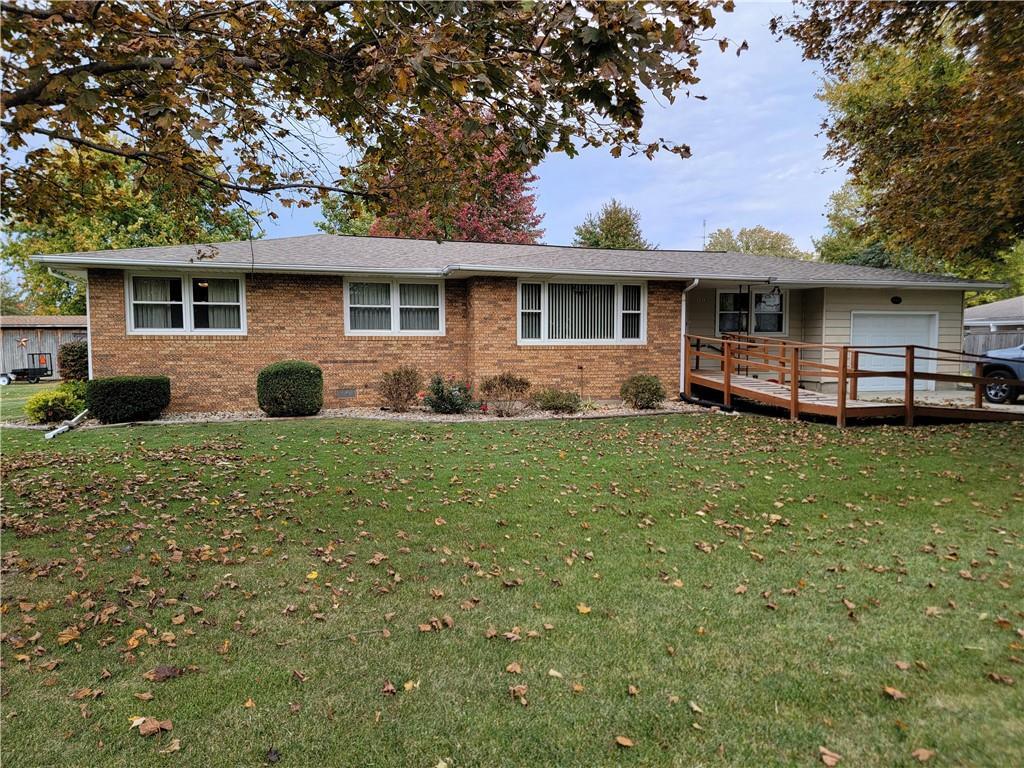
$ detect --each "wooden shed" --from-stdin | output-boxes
[0,315,87,380]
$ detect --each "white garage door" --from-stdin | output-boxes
[850,312,937,391]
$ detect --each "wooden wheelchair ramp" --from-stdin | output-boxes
[684,334,1024,427]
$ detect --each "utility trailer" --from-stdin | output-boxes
[0,352,53,385]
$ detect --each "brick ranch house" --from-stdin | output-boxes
[33,234,995,413]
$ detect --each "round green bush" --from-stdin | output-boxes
[620,374,666,409]
[257,360,323,417]
[57,341,89,381]
[25,386,85,424]
[86,376,171,423]
[531,387,582,414]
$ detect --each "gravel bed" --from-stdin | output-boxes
[153,399,706,425]
[2,400,708,431]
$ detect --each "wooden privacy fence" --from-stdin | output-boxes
[683,333,1024,427]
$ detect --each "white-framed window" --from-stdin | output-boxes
[715,288,788,336]
[344,279,445,335]
[517,280,647,345]
[125,272,246,335]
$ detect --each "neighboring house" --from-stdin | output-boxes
[0,315,87,380]
[963,295,1024,357]
[32,235,996,412]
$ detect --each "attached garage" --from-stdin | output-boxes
[850,311,938,391]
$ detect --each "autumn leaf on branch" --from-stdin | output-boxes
[1,1,739,224]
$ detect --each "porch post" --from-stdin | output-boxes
[904,345,915,427]
[723,340,732,408]
[789,345,799,421]
[973,361,984,409]
[836,346,848,428]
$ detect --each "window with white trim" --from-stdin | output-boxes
[345,279,444,335]
[127,273,245,334]
[518,281,646,344]
[716,288,787,335]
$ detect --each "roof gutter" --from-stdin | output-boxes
[31,254,1003,290]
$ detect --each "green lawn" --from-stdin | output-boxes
[1,415,1021,767]
[0,380,59,422]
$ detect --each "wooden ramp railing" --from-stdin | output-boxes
[683,333,1024,427]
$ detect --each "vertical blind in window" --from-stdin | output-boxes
[548,283,615,340]
[132,276,184,329]
[192,277,242,330]
[399,283,440,331]
[349,282,392,331]
[621,284,642,339]
[519,282,642,342]
[520,283,541,339]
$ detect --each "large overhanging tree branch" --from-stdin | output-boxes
[772,2,1024,269]
[1,0,741,225]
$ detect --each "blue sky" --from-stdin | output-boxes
[262,2,846,252]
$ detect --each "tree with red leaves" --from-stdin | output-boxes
[364,112,544,244]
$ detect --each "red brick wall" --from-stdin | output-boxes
[88,270,683,412]
[88,270,470,412]
[466,277,683,400]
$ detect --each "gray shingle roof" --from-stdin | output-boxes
[963,295,1024,324]
[0,315,88,329]
[33,233,999,289]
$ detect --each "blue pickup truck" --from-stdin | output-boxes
[981,343,1024,404]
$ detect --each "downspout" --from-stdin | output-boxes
[679,279,701,396]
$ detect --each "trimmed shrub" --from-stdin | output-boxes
[57,341,89,381]
[424,375,476,414]
[620,374,665,409]
[479,372,531,417]
[532,387,582,414]
[257,361,323,417]
[377,367,422,412]
[86,376,171,423]
[25,385,86,424]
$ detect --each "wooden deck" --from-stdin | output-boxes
[684,333,1024,427]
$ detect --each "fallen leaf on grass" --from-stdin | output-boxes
[131,716,173,737]
[576,604,591,615]
[911,748,935,762]
[894,661,911,671]
[266,746,281,763]
[505,662,522,674]
[56,626,80,646]
[134,692,154,701]
[243,697,256,708]
[883,685,907,700]
[381,681,396,696]
[988,672,1014,685]
[688,700,704,714]
[548,669,563,679]
[403,680,419,691]
[734,584,748,595]
[70,688,102,700]
[143,666,183,683]
[819,746,842,766]
[159,738,181,754]
[292,670,308,683]
[509,683,528,706]
[615,736,635,748]
[306,571,318,580]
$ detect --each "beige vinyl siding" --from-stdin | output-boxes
[823,288,965,390]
